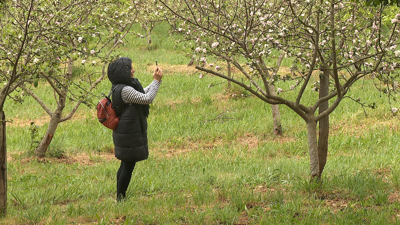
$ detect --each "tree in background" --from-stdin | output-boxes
[160,0,400,179]
[364,0,400,6]
[13,0,136,157]
[162,0,284,135]
[0,0,135,214]
[132,0,169,46]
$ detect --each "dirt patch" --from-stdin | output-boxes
[236,133,262,150]
[324,197,351,212]
[389,192,400,203]
[330,123,369,138]
[272,135,296,144]
[158,63,296,78]
[16,152,115,166]
[8,110,94,128]
[8,116,50,127]
[331,117,400,138]
[157,64,198,75]
[157,133,267,158]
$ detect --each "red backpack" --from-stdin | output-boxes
[97,86,120,130]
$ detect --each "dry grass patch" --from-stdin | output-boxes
[331,116,399,138]
[324,197,351,213]
[8,110,94,127]
[389,192,400,203]
[272,135,296,144]
[14,152,115,166]
[146,64,198,75]
[155,133,269,159]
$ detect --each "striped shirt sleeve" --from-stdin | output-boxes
[121,80,161,105]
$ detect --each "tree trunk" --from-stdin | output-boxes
[318,70,330,176]
[35,107,63,157]
[268,85,282,135]
[35,59,71,157]
[227,61,231,90]
[147,31,152,45]
[0,111,6,216]
[269,52,284,135]
[143,24,152,45]
[306,119,320,178]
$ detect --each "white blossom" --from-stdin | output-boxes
[211,42,219,48]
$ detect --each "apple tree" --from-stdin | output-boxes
[0,0,136,214]
[160,0,400,179]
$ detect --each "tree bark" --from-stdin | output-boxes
[269,85,282,135]
[318,70,330,176]
[35,60,71,157]
[0,111,6,216]
[306,119,319,178]
[269,52,285,135]
[227,61,231,90]
[35,102,64,157]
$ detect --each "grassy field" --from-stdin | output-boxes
[1,23,400,224]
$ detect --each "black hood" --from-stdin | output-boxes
[107,57,133,85]
[107,57,150,118]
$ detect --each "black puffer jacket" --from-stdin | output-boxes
[107,57,149,162]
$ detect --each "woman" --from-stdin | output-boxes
[107,57,163,200]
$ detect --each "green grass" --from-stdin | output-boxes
[1,23,400,224]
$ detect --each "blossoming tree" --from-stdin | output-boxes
[0,0,136,214]
[133,0,168,46]
[15,0,137,158]
[160,0,400,179]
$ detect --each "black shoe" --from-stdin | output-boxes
[117,193,126,202]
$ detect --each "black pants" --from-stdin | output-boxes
[117,160,136,199]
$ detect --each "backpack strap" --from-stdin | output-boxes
[101,85,119,102]
[108,85,119,98]
[111,85,127,117]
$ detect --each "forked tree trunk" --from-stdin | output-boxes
[318,70,330,176]
[306,70,330,180]
[306,119,319,178]
[35,107,63,157]
[0,110,6,216]
[35,60,71,157]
